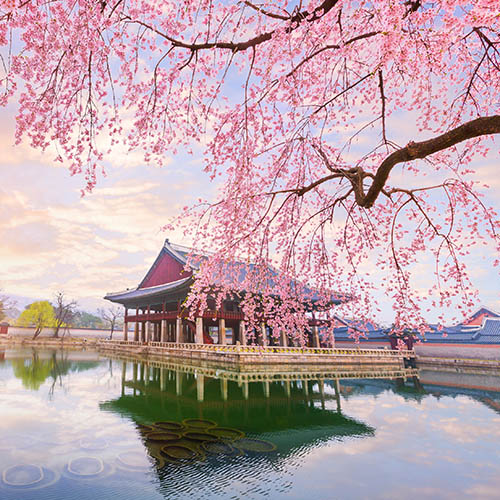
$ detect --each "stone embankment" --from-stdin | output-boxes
[96,340,414,368]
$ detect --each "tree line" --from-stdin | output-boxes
[1,291,122,340]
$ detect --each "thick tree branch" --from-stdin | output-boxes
[362,115,500,207]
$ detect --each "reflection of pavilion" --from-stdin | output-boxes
[98,358,422,500]
[101,357,418,459]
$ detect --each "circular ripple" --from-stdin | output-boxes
[145,431,182,443]
[182,418,217,429]
[154,421,184,432]
[234,438,277,453]
[137,424,155,433]
[1,465,60,491]
[210,427,245,441]
[68,457,104,477]
[80,436,109,451]
[201,441,240,455]
[64,457,114,481]
[2,464,43,487]
[160,444,198,461]
[116,450,152,471]
[183,431,218,442]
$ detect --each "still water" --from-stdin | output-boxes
[0,348,499,500]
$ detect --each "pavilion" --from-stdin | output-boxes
[104,239,345,347]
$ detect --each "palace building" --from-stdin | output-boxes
[104,239,345,347]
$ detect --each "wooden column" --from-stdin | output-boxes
[160,368,166,391]
[259,323,268,347]
[134,322,139,342]
[161,320,167,343]
[121,361,126,396]
[176,371,183,395]
[239,321,247,345]
[197,375,205,402]
[146,321,151,343]
[318,379,325,409]
[263,380,270,398]
[280,330,288,347]
[220,378,228,401]
[123,321,128,341]
[218,318,226,345]
[312,325,320,347]
[303,380,309,397]
[284,380,291,398]
[195,317,203,344]
[176,318,182,343]
[141,322,146,343]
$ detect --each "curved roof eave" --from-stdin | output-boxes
[104,276,194,304]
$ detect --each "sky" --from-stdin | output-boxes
[0,102,216,314]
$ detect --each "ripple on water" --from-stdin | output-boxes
[116,450,153,471]
[63,456,115,481]
[1,464,60,491]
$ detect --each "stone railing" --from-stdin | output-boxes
[97,339,415,358]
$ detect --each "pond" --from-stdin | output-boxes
[0,348,499,500]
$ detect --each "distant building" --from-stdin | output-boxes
[332,307,500,347]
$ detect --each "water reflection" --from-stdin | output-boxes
[9,349,99,393]
[0,349,499,500]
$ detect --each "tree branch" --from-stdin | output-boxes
[362,115,500,208]
[125,0,339,53]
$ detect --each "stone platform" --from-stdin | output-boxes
[96,339,414,368]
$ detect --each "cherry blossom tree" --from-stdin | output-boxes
[1,1,499,338]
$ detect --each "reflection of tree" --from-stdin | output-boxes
[11,350,99,393]
[11,353,53,391]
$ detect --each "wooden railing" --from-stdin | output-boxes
[97,339,416,358]
[125,310,244,322]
